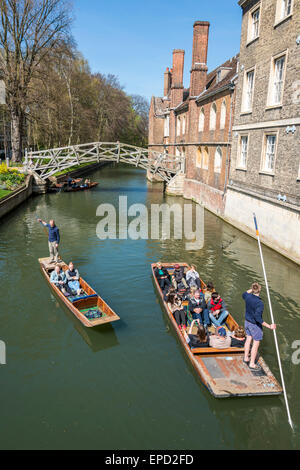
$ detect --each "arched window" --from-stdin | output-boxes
[202,147,209,169]
[210,103,217,130]
[220,100,226,130]
[199,108,205,132]
[177,117,181,136]
[214,147,222,173]
[196,147,202,168]
[182,115,186,134]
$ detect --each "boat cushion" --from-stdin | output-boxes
[69,294,98,303]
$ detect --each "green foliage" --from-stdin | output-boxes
[0,164,25,189]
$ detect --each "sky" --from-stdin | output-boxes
[72,0,242,101]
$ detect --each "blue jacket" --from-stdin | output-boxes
[45,224,60,244]
[243,292,264,326]
[50,270,66,286]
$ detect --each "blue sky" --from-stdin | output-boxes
[73,0,242,101]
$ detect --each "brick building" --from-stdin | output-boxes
[225,0,300,264]
[148,21,239,214]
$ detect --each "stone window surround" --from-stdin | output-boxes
[220,100,227,130]
[236,133,249,171]
[214,146,223,174]
[266,50,288,109]
[274,0,294,27]
[199,107,205,132]
[241,65,256,114]
[259,130,279,176]
[210,102,217,131]
[246,2,261,46]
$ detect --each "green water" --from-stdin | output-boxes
[0,165,300,450]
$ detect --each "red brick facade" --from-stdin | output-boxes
[149,21,239,214]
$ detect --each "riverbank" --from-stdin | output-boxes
[0,162,108,219]
[0,175,33,219]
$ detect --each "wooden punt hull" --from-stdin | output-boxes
[152,262,282,398]
[64,182,99,192]
[39,258,120,328]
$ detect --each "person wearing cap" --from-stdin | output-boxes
[209,327,231,349]
[207,292,229,327]
[186,265,201,289]
[172,264,188,290]
[243,283,276,371]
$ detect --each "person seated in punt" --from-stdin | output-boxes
[163,285,176,302]
[183,324,210,349]
[172,264,188,291]
[188,289,210,328]
[185,286,198,302]
[66,262,82,296]
[204,282,215,304]
[167,292,187,331]
[186,265,201,289]
[209,327,231,349]
[154,262,172,293]
[207,292,229,327]
[84,178,91,187]
[230,326,246,348]
[50,266,69,296]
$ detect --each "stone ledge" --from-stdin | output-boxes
[0,175,33,219]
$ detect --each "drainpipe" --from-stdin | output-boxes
[223,86,234,198]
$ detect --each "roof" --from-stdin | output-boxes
[196,54,239,103]
[151,54,239,115]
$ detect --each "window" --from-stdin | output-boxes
[242,69,255,113]
[276,0,293,23]
[196,147,202,168]
[262,134,277,173]
[199,108,205,132]
[164,115,169,137]
[182,115,186,135]
[214,147,222,173]
[210,103,217,130]
[238,135,248,169]
[267,53,287,107]
[177,117,181,136]
[220,101,226,130]
[248,6,260,43]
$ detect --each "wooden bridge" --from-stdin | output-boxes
[25,142,185,184]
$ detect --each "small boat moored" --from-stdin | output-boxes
[152,262,283,398]
[39,258,120,328]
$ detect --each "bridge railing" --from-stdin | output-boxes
[25,141,185,183]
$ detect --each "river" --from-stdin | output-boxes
[0,165,300,450]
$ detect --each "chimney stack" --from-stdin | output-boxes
[190,21,210,97]
[164,67,171,97]
[171,49,185,107]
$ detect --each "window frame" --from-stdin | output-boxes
[266,50,288,109]
[220,100,227,130]
[209,102,217,131]
[247,4,261,45]
[164,115,170,138]
[260,132,279,175]
[214,146,223,174]
[236,134,249,170]
[199,107,205,132]
[275,0,293,26]
[177,116,181,136]
[241,66,256,114]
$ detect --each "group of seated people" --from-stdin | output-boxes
[154,262,246,350]
[50,262,83,298]
[67,177,91,189]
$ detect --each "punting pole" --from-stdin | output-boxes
[253,213,293,430]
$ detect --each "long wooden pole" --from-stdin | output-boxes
[253,213,293,430]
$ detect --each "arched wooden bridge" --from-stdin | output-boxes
[25,142,185,184]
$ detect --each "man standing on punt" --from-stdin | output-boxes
[38,219,60,264]
[243,282,276,371]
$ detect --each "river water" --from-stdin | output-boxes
[0,165,300,450]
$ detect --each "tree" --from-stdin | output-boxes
[0,0,72,161]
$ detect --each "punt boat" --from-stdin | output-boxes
[39,258,120,328]
[152,262,282,398]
